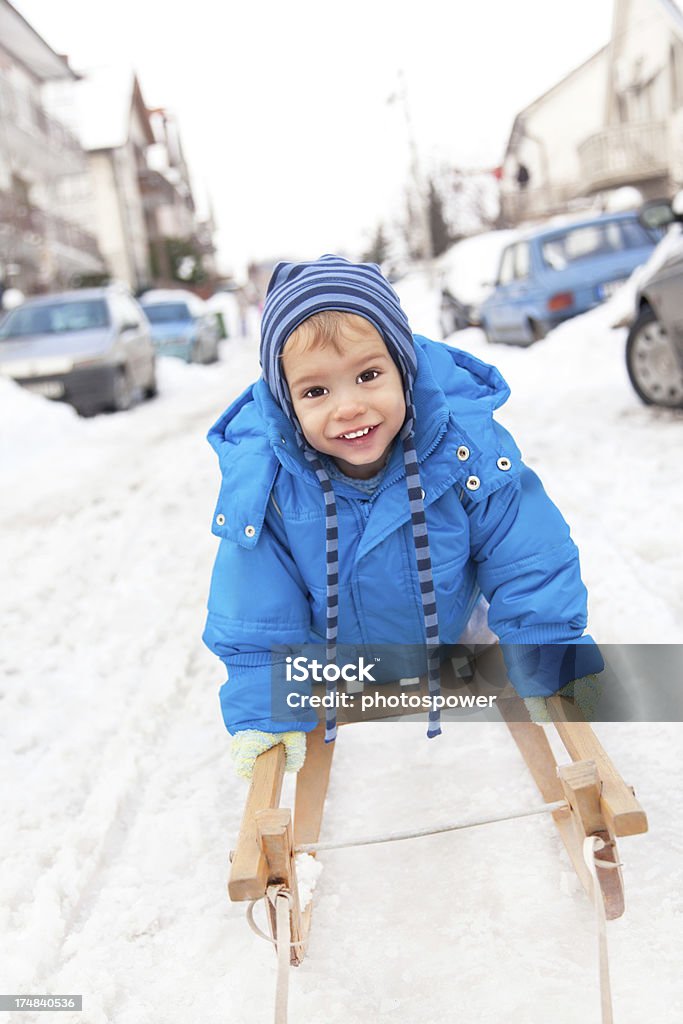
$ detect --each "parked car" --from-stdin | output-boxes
[436,229,519,336]
[438,288,472,336]
[139,289,220,364]
[0,285,157,415]
[478,210,661,346]
[622,194,683,408]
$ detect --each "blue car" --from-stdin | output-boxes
[479,210,660,345]
[139,289,220,363]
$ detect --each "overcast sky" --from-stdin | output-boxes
[15,0,614,276]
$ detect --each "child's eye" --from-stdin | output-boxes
[302,386,328,399]
[357,369,380,384]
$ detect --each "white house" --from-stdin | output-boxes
[0,0,105,294]
[68,67,156,291]
[501,0,683,223]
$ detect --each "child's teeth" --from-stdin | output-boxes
[343,427,371,439]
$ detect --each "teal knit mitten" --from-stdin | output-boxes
[231,729,307,780]
[523,674,602,723]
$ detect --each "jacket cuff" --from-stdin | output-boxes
[500,636,604,697]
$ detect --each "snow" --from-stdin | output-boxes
[2,283,682,1024]
[71,66,136,152]
[435,229,519,307]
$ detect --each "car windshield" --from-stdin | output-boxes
[142,302,192,324]
[540,219,655,271]
[0,299,110,339]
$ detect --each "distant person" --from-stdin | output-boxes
[202,255,603,777]
[516,163,530,191]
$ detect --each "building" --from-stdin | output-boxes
[500,0,683,223]
[60,67,157,292]
[140,107,217,287]
[0,0,105,296]
[50,67,216,293]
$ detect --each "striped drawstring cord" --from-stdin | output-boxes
[400,396,442,738]
[306,452,340,743]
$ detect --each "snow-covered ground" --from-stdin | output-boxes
[2,281,682,1024]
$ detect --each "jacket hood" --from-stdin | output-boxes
[207,336,516,548]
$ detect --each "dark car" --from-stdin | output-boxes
[479,210,660,345]
[139,289,220,364]
[0,285,157,415]
[623,194,683,408]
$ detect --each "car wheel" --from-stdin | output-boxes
[144,366,158,399]
[111,367,133,412]
[205,339,219,364]
[528,318,546,343]
[626,306,683,408]
[480,320,495,344]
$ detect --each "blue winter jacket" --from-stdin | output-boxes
[203,336,603,734]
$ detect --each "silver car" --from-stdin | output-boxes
[0,285,157,415]
[624,194,683,408]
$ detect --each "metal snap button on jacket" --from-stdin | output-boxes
[497,456,512,471]
[215,513,226,526]
[244,525,256,538]
[466,476,480,490]
[456,445,470,461]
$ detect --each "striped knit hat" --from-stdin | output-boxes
[260,254,441,742]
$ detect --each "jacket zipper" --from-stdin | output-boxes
[369,420,449,504]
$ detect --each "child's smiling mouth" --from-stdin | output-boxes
[336,424,379,442]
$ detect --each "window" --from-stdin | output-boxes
[141,301,193,324]
[497,247,516,285]
[540,218,655,270]
[0,300,110,339]
[514,243,530,279]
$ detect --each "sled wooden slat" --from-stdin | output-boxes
[496,691,564,803]
[293,722,335,956]
[294,722,335,848]
[229,744,286,901]
[548,696,648,837]
[257,809,306,966]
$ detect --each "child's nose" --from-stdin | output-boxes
[335,394,367,419]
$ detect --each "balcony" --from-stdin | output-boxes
[578,121,670,192]
[500,183,581,225]
[0,190,103,266]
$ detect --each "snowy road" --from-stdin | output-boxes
[2,298,682,1023]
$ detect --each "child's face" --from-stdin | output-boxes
[282,317,406,480]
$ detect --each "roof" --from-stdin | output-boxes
[0,0,76,81]
[73,66,153,151]
[504,45,608,160]
[515,208,642,243]
[657,0,683,38]
[139,288,206,310]
[19,284,134,304]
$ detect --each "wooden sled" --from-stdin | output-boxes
[229,719,334,964]
[228,649,648,964]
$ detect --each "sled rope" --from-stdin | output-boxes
[246,885,295,1024]
[246,809,619,1024]
[246,892,306,952]
[583,836,619,1024]
[294,799,569,853]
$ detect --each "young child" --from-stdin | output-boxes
[203,255,603,778]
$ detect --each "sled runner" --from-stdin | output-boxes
[228,646,648,1021]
